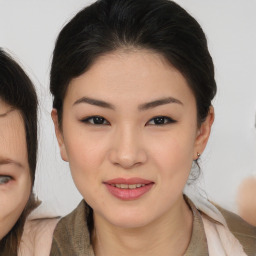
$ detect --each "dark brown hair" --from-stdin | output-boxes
[0,49,39,255]
[50,0,216,125]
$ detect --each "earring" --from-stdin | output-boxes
[197,153,200,159]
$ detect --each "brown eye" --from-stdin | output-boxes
[82,116,110,125]
[0,176,12,185]
[146,116,176,125]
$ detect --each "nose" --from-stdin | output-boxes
[108,126,147,169]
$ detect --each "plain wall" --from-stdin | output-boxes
[0,0,255,217]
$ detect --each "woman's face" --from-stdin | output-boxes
[0,100,31,240]
[53,50,213,228]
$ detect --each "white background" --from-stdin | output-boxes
[0,0,255,217]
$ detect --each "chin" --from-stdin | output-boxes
[97,206,155,229]
[111,217,151,229]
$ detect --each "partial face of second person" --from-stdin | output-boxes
[53,50,213,229]
[0,99,31,239]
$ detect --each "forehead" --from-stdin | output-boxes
[0,100,28,169]
[66,50,195,106]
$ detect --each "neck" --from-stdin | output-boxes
[92,196,193,256]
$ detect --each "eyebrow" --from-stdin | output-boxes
[138,97,183,111]
[0,158,23,168]
[73,97,115,110]
[73,96,183,111]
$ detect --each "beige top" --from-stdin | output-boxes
[49,198,256,256]
[18,218,59,256]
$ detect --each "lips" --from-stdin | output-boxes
[111,183,146,189]
[104,178,154,200]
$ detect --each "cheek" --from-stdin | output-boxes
[0,173,31,229]
[64,131,107,198]
[146,128,196,188]
[149,131,195,168]
[65,131,105,170]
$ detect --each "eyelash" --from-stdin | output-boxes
[81,115,176,126]
[81,116,110,125]
[146,116,177,126]
[0,176,12,185]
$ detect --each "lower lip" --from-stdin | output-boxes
[105,183,154,200]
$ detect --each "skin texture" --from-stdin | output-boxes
[0,100,31,240]
[237,176,256,226]
[52,50,214,255]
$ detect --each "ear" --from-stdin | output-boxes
[51,109,68,162]
[193,106,214,160]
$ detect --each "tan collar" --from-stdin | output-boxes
[184,196,209,255]
[51,198,210,255]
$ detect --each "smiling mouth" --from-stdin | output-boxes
[110,184,146,189]
[104,178,154,200]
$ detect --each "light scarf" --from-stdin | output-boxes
[186,191,248,256]
[20,193,249,255]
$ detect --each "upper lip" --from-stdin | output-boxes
[104,177,153,185]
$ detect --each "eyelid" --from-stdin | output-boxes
[81,115,110,125]
[146,116,177,126]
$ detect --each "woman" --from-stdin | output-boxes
[0,49,57,256]
[50,0,256,255]
[0,49,39,255]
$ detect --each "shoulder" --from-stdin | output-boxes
[19,217,60,256]
[51,200,92,255]
[217,205,256,255]
[53,200,87,235]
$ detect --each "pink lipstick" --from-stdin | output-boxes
[104,178,154,200]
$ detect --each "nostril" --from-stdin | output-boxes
[108,148,147,169]
[108,131,148,169]
[117,156,139,169]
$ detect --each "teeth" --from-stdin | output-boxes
[137,184,145,188]
[112,184,146,189]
